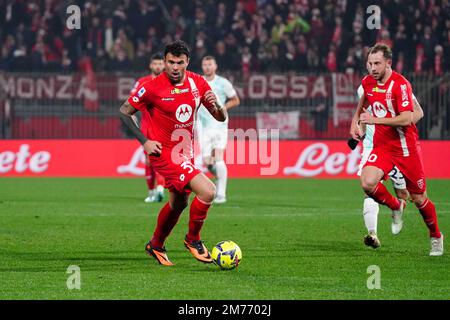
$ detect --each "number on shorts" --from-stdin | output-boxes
[367,154,378,163]
[180,161,194,173]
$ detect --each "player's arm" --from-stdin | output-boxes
[412,98,424,124]
[360,110,413,127]
[119,100,162,155]
[349,94,366,140]
[224,94,240,111]
[223,80,240,111]
[204,90,228,122]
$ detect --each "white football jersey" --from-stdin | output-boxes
[197,74,237,130]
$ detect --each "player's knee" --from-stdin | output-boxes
[171,199,188,212]
[395,188,409,201]
[199,185,216,203]
[411,193,427,207]
[360,177,377,193]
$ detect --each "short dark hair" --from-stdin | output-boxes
[368,43,393,60]
[164,40,190,58]
[202,55,216,62]
[151,53,164,61]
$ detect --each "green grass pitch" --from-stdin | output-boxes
[0,178,449,299]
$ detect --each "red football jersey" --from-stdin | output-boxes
[361,71,418,156]
[128,71,212,156]
[130,74,155,135]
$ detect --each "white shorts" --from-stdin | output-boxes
[357,147,407,190]
[200,127,228,158]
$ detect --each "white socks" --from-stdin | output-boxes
[214,160,227,199]
[363,197,379,234]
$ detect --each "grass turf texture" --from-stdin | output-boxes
[0,178,449,300]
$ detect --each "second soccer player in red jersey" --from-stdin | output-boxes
[350,44,444,256]
[119,40,228,266]
[130,53,166,203]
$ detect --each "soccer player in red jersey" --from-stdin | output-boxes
[119,40,228,266]
[130,53,166,203]
[350,44,443,256]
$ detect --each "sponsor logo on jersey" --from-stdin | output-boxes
[137,87,146,97]
[132,96,139,103]
[171,88,190,94]
[162,97,174,101]
[372,101,387,118]
[175,104,193,123]
[372,87,386,93]
[402,101,410,107]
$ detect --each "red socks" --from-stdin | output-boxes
[151,196,212,247]
[417,199,441,238]
[368,183,401,210]
[151,202,183,248]
[145,164,156,190]
[187,196,211,242]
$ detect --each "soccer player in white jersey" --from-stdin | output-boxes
[355,84,424,248]
[197,56,240,204]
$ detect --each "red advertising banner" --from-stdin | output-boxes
[1,140,449,178]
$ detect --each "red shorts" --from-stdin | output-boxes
[149,150,201,194]
[363,148,426,194]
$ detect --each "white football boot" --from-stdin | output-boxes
[430,233,444,256]
[391,199,406,235]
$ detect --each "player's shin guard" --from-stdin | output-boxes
[145,164,156,190]
[368,182,401,211]
[363,197,379,234]
[151,202,183,248]
[187,196,211,242]
[417,199,442,238]
[215,160,227,198]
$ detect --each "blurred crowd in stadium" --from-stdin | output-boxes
[0,0,449,75]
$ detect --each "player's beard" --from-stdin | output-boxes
[169,70,184,84]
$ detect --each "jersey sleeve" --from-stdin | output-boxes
[357,85,364,99]
[223,78,237,98]
[393,79,414,113]
[130,80,140,96]
[127,81,152,112]
[197,76,213,108]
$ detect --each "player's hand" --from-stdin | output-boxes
[349,119,363,140]
[359,112,376,125]
[203,90,218,109]
[143,140,162,156]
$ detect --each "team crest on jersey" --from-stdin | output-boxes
[372,101,387,118]
[171,88,190,94]
[417,179,424,190]
[137,87,146,97]
[175,104,193,123]
[192,88,200,99]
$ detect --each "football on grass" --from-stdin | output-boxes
[211,240,242,270]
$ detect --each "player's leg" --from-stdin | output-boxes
[212,147,227,204]
[361,165,403,211]
[201,133,216,176]
[154,171,165,202]
[389,166,409,235]
[144,154,157,203]
[410,192,444,256]
[145,191,189,266]
[183,173,216,263]
[394,153,443,256]
[358,148,381,247]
